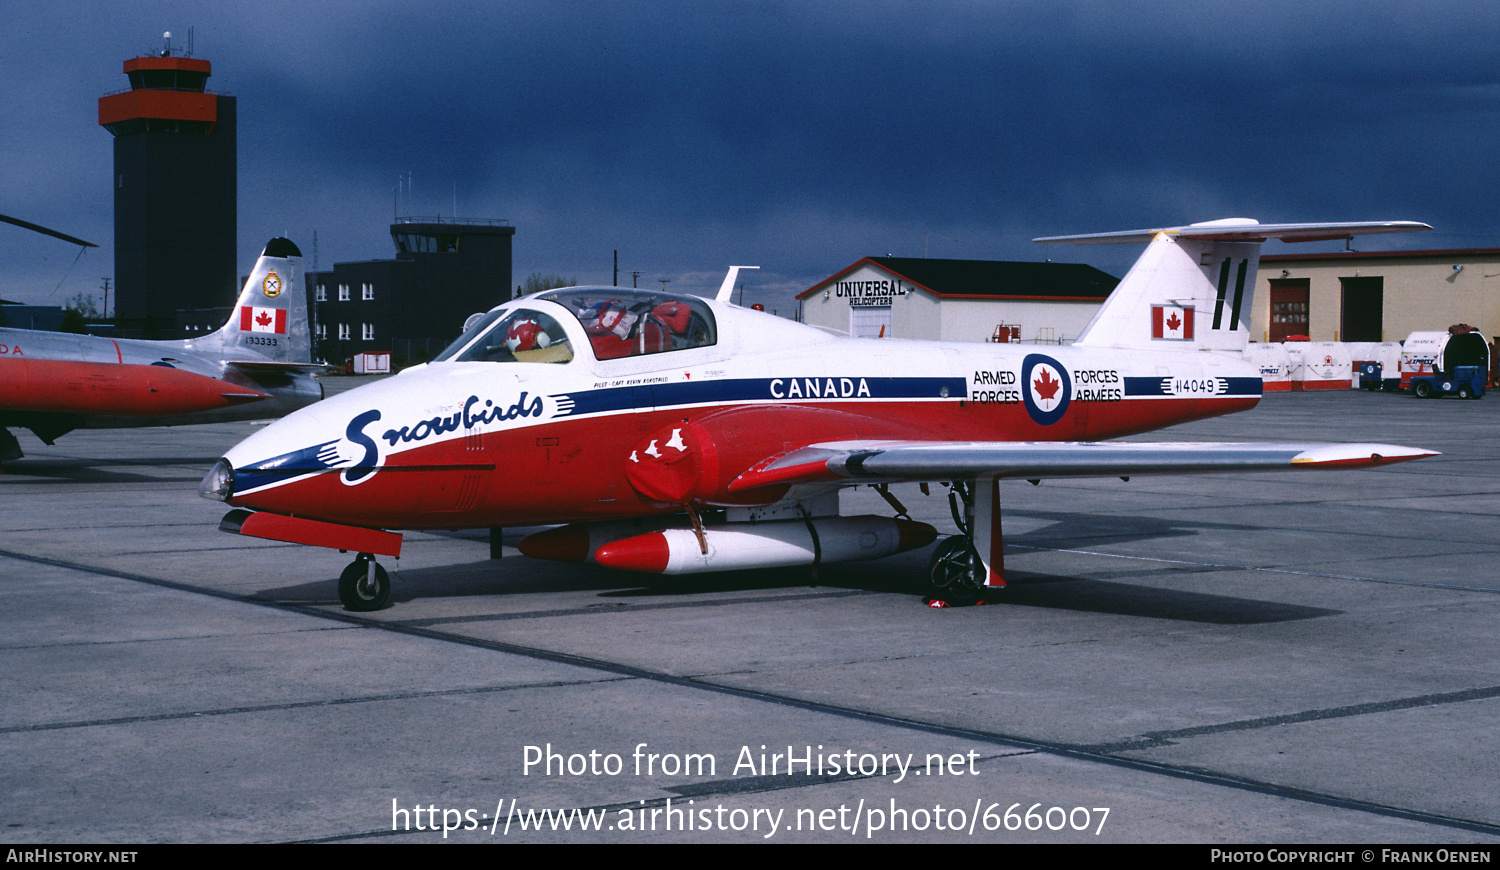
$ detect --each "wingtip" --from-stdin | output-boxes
[1290,445,1440,468]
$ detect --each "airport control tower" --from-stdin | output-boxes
[99,33,236,336]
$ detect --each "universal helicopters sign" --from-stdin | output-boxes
[831,275,909,308]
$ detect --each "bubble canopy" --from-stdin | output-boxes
[435,288,717,364]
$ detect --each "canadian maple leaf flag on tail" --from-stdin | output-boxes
[240,306,287,335]
[1151,304,1193,341]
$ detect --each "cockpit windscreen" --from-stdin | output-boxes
[436,309,575,364]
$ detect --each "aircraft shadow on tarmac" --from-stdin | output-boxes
[971,509,1342,623]
[0,455,223,485]
[250,558,843,609]
[1004,507,1265,547]
[248,510,1340,625]
[977,575,1340,624]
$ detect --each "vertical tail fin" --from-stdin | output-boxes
[187,238,310,362]
[1035,219,1430,352]
[1067,228,1263,352]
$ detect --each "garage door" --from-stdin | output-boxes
[850,306,891,338]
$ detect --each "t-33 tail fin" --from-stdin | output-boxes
[187,237,311,363]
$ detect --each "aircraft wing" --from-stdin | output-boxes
[728,440,1438,492]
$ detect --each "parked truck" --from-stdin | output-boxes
[1402,327,1490,399]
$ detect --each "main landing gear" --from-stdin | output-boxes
[338,554,391,611]
[929,536,986,606]
[927,481,987,606]
[0,428,22,463]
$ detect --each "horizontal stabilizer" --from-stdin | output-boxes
[226,360,328,374]
[1034,219,1432,245]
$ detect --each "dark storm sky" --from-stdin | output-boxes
[4,1,1499,312]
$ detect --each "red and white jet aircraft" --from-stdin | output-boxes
[1,238,321,461]
[202,219,1437,611]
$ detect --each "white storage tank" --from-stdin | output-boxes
[352,351,391,374]
[1287,341,1352,390]
[1244,343,1292,392]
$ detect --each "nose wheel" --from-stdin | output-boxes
[338,554,391,611]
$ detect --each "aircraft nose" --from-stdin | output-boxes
[199,457,235,502]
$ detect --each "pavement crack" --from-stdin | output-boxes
[1085,685,1500,753]
[0,623,354,652]
[0,676,635,734]
[390,590,876,627]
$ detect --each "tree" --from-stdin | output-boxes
[65,293,101,317]
[59,293,100,334]
[519,272,577,297]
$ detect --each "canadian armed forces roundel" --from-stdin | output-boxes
[1021,352,1071,426]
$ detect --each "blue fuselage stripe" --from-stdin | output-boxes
[1123,377,1262,397]
[551,376,966,417]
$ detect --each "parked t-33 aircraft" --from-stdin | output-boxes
[201,220,1437,611]
[1,238,321,461]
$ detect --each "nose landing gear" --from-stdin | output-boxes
[338,554,391,611]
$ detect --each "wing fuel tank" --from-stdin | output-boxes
[0,358,268,416]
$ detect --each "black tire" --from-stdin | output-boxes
[928,536,986,606]
[1413,381,1433,399]
[1457,384,1474,400]
[338,557,391,611]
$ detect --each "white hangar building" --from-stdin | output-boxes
[1254,248,1500,343]
[796,257,1118,343]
